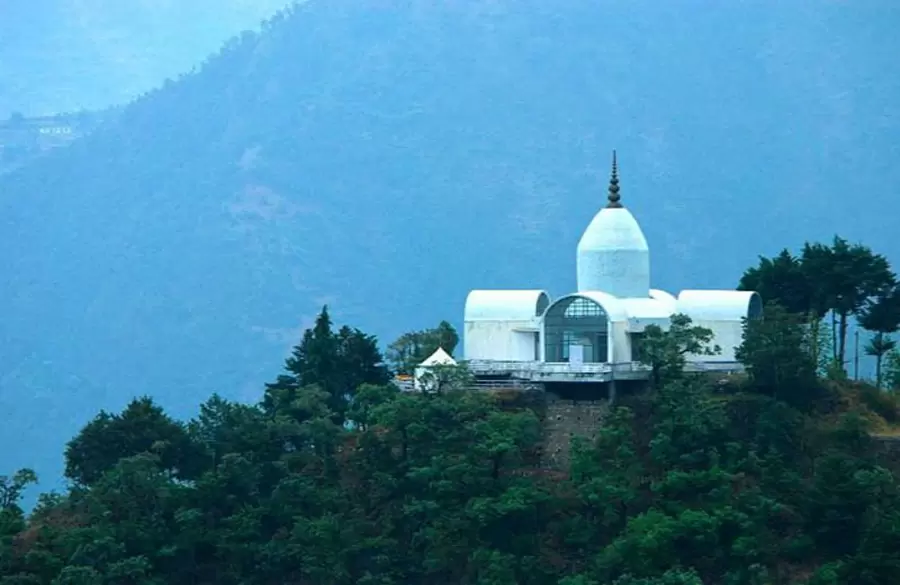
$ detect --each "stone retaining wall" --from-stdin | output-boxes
[542,397,610,469]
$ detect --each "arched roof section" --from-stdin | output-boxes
[542,291,628,322]
[619,297,674,320]
[465,290,551,322]
[676,290,763,321]
[649,289,678,312]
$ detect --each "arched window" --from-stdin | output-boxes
[543,296,610,363]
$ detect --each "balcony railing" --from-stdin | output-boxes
[465,359,743,380]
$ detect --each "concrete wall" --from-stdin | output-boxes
[465,320,540,361]
[542,397,610,469]
[610,321,631,362]
[685,319,744,362]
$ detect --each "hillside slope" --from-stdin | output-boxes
[1,0,899,491]
[0,0,289,116]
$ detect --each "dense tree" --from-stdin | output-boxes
[263,306,389,422]
[859,285,900,388]
[565,363,811,585]
[386,321,460,375]
[335,324,391,394]
[736,302,821,409]
[738,248,816,317]
[638,313,719,388]
[808,237,894,368]
[6,291,900,584]
[740,237,897,375]
[64,396,196,486]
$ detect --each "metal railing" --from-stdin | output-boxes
[466,359,743,377]
[396,360,745,390]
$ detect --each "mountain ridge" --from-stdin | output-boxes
[0,0,291,116]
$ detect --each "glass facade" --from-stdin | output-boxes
[543,297,610,363]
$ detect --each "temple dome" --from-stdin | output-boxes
[576,153,650,298]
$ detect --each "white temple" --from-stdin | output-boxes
[463,152,762,385]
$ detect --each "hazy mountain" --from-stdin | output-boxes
[0,0,290,116]
[2,0,899,495]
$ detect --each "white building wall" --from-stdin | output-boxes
[649,289,678,312]
[512,330,539,361]
[684,320,744,362]
[677,290,759,364]
[609,320,631,363]
[577,249,650,299]
[464,320,540,361]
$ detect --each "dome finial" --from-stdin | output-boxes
[606,150,622,208]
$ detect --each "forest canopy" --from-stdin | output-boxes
[3,236,900,585]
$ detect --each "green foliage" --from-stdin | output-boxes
[857,386,900,424]
[865,334,898,389]
[739,237,896,372]
[386,321,460,375]
[859,286,900,388]
[415,362,476,394]
[859,285,900,335]
[262,305,390,422]
[0,470,37,511]
[564,374,818,585]
[6,298,900,584]
[803,313,835,378]
[885,350,900,392]
[739,248,817,317]
[638,313,719,388]
[819,237,895,365]
[64,397,196,486]
[737,302,822,410]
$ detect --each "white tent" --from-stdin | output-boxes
[413,347,458,391]
[419,347,457,367]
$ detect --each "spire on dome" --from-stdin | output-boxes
[606,150,622,208]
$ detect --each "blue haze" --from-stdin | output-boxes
[0,0,898,499]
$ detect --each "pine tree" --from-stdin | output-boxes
[263,306,389,421]
[738,248,815,316]
[859,285,900,388]
[814,237,895,368]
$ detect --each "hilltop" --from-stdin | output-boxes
[3,304,900,584]
[1,0,899,491]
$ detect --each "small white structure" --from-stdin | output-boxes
[462,152,762,380]
[414,347,459,391]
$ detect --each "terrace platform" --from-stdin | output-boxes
[466,359,743,383]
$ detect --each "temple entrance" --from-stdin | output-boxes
[543,296,610,363]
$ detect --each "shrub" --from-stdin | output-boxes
[858,385,900,424]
